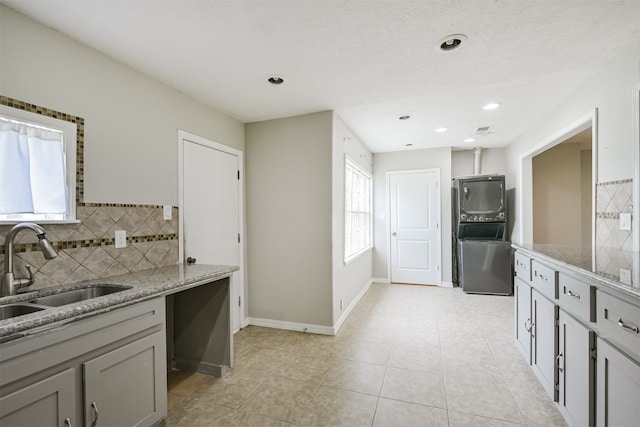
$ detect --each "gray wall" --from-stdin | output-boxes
[0,5,244,206]
[506,38,640,244]
[245,112,334,327]
[332,114,373,324]
[372,148,453,284]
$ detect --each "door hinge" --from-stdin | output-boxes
[590,348,597,360]
[554,383,559,392]
[238,170,240,180]
[238,233,241,243]
[238,296,241,307]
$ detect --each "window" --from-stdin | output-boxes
[0,105,77,223]
[344,157,372,262]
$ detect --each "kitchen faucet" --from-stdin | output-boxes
[2,222,58,297]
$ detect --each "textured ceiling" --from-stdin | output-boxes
[3,0,640,153]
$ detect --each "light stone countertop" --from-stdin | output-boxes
[0,264,239,342]
[513,243,640,301]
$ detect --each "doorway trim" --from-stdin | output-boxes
[518,109,598,245]
[386,168,442,286]
[177,129,246,329]
[632,82,640,252]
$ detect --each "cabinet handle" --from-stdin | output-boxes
[555,353,564,373]
[535,271,547,282]
[64,418,72,427]
[567,290,580,300]
[91,401,99,426]
[524,318,532,332]
[617,318,640,334]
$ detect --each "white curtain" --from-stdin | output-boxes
[0,120,67,214]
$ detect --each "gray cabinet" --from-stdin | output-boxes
[83,332,166,427]
[0,368,76,427]
[558,310,595,427]
[0,298,167,427]
[515,277,532,363]
[596,338,640,427]
[531,288,558,401]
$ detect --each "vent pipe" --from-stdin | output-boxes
[473,147,482,175]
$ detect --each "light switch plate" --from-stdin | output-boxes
[163,205,172,220]
[115,230,126,248]
[619,212,632,231]
[620,268,631,285]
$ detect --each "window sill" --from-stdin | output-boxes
[344,245,372,265]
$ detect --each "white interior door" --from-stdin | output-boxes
[389,170,441,285]
[179,131,243,332]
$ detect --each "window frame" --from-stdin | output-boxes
[0,105,78,224]
[344,156,373,263]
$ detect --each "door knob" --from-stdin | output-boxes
[392,232,397,237]
[186,257,197,265]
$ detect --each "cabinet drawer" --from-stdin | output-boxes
[531,260,558,300]
[559,273,595,323]
[596,291,640,361]
[514,252,532,282]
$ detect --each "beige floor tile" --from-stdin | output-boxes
[164,398,236,427]
[334,338,393,365]
[322,359,386,395]
[239,376,320,423]
[380,367,447,409]
[511,387,568,426]
[274,354,333,384]
[388,343,442,373]
[167,370,216,397]
[222,411,294,426]
[297,386,378,427]
[191,368,269,409]
[373,398,449,426]
[448,410,525,426]
[233,347,288,374]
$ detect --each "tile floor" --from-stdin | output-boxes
[163,283,567,426]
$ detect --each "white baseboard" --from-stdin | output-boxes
[333,278,374,334]
[440,281,454,288]
[246,317,334,335]
[372,277,389,284]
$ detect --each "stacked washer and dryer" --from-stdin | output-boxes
[452,173,512,295]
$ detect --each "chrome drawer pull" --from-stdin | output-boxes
[567,290,580,300]
[617,318,640,334]
[524,318,532,332]
[64,418,72,427]
[555,353,564,373]
[91,401,99,426]
[536,271,547,282]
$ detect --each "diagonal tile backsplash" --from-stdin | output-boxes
[595,179,633,251]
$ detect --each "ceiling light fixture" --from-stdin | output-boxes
[435,127,448,133]
[464,138,476,143]
[267,76,285,85]
[438,34,467,52]
[398,115,411,120]
[483,102,501,110]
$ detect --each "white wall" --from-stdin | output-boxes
[245,111,334,328]
[332,114,373,325]
[372,148,452,284]
[0,5,244,205]
[506,39,640,244]
[451,148,506,179]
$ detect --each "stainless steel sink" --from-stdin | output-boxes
[29,285,133,307]
[0,303,46,320]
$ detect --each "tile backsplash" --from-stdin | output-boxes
[0,204,179,290]
[595,179,633,251]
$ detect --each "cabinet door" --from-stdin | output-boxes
[515,278,532,363]
[558,310,594,427]
[83,332,167,427]
[0,368,76,427]
[596,338,640,427]
[531,288,558,401]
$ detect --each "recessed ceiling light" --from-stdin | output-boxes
[398,115,411,120]
[267,76,285,85]
[438,34,467,52]
[435,127,448,133]
[464,138,476,143]
[483,102,501,110]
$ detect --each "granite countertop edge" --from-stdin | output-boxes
[512,243,640,301]
[0,264,239,341]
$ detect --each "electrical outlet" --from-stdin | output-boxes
[163,205,172,220]
[115,230,126,248]
[619,213,632,231]
[620,268,631,285]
